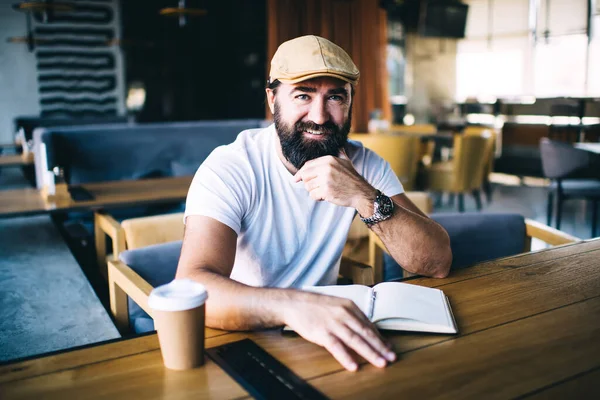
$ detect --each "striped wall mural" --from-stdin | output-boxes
[31,0,124,118]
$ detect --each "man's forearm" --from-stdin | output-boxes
[176,268,295,330]
[369,205,452,278]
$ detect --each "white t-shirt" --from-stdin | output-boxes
[184,124,403,288]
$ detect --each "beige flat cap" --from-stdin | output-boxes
[269,35,360,85]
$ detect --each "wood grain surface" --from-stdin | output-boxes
[1,239,599,399]
[0,154,32,167]
[0,176,192,218]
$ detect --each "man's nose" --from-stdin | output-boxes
[307,98,329,125]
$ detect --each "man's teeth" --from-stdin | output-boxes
[306,130,323,135]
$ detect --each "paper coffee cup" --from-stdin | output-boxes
[149,279,208,370]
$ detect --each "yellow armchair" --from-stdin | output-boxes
[348,133,422,191]
[426,133,493,211]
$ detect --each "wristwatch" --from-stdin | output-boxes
[360,190,394,226]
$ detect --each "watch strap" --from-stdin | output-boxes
[360,190,394,226]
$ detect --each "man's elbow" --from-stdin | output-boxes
[431,239,452,278]
[419,231,452,278]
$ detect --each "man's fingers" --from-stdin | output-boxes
[341,302,396,361]
[308,187,325,201]
[304,179,319,193]
[323,335,358,372]
[335,324,389,369]
[345,306,393,349]
[344,318,396,362]
[294,165,319,183]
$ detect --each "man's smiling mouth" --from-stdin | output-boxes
[304,129,325,136]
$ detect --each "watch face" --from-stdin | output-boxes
[377,194,394,216]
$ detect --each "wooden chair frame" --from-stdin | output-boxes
[95,210,185,279]
[95,211,127,279]
[108,256,374,334]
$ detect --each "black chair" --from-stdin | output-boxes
[540,138,600,238]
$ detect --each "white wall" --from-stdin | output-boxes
[405,34,458,123]
[0,0,125,144]
[0,0,41,144]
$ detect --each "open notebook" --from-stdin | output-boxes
[296,282,458,334]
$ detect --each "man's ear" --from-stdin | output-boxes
[265,89,275,114]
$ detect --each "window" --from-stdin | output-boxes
[587,15,600,95]
[533,0,588,97]
[456,0,531,100]
[457,37,529,99]
[387,20,406,100]
[456,0,594,99]
[534,35,588,97]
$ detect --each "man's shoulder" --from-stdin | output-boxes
[345,138,384,167]
[203,124,273,171]
[346,138,365,153]
[217,124,272,154]
[204,124,261,154]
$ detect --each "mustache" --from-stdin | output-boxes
[294,120,337,135]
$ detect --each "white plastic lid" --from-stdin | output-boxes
[148,279,208,312]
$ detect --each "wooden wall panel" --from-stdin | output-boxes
[267,0,388,132]
[502,123,550,147]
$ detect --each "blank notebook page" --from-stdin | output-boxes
[372,282,452,327]
[302,285,372,317]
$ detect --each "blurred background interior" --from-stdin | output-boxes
[1,0,599,363]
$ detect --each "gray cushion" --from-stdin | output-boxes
[119,240,182,333]
[384,213,526,280]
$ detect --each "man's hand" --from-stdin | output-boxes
[293,150,375,209]
[282,291,396,371]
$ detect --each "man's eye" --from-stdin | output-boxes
[296,94,310,101]
[329,95,344,102]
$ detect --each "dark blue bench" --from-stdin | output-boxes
[35,119,266,188]
[32,119,266,260]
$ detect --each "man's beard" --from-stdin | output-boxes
[274,102,352,170]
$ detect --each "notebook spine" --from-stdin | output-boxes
[368,290,377,320]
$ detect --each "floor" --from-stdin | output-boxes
[435,174,598,241]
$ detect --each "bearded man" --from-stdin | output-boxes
[177,35,452,371]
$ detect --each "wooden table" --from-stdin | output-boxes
[575,142,600,154]
[0,154,33,168]
[0,176,193,218]
[0,215,120,362]
[1,239,599,399]
[0,144,20,150]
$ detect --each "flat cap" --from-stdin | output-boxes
[269,35,360,85]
